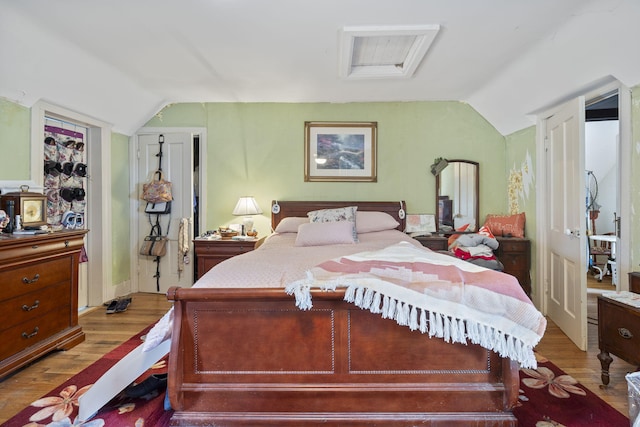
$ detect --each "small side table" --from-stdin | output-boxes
[194,238,257,280]
[597,293,640,386]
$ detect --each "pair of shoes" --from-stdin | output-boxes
[61,210,84,229]
[105,296,132,314]
[115,297,131,313]
[124,373,168,398]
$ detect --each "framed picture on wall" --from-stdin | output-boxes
[304,121,377,182]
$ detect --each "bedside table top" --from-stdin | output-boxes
[194,237,258,243]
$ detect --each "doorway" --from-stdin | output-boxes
[537,83,630,351]
[585,93,619,293]
[131,127,207,294]
[30,100,113,309]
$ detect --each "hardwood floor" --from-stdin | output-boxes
[0,288,634,423]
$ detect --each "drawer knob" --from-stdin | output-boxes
[22,274,40,284]
[21,326,39,339]
[22,300,40,312]
[618,328,633,339]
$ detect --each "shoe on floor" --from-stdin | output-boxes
[105,300,118,314]
[115,297,131,313]
[124,373,168,398]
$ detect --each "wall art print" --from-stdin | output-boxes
[304,121,377,182]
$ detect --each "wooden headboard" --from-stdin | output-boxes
[271,201,406,231]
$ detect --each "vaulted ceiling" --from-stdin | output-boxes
[1,0,639,136]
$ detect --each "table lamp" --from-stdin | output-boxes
[232,196,263,236]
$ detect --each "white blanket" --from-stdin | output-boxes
[286,241,546,368]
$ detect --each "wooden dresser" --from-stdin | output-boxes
[0,230,87,379]
[597,272,640,385]
[414,235,532,296]
[194,238,257,280]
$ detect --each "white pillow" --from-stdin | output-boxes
[295,221,356,246]
[356,211,400,233]
[307,206,358,241]
[274,217,309,233]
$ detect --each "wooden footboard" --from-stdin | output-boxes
[167,286,519,426]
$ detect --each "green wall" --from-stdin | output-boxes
[505,126,538,294]
[111,132,131,285]
[145,101,509,236]
[0,98,30,180]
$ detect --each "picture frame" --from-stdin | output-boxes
[304,121,377,182]
[405,214,436,234]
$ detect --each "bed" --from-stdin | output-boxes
[159,201,544,426]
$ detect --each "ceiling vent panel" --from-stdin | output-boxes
[340,25,440,79]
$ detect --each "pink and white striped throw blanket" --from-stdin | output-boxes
[286,241,546,368]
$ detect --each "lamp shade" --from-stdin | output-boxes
[232,197,263,216]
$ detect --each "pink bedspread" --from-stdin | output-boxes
[143,230,421,350]
[192,230,422,289]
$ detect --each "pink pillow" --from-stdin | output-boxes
[295,221,356,246]
[307,206,358,241]
[356,211,399,233]
[274,217,309,233]
[484,213,526,238]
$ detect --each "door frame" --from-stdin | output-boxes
[129,127,207,293]
[535,80,632,315]
[25,100,112,308]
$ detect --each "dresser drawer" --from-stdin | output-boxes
[414,236,448,251]
[500,253,528,270]
[0,234,83,265]
[598,297,640,366]
[195,241,255,256]
[0,281,71,332]
[0,256,71,300]
[0,308,71,360]
[497,239,527,253]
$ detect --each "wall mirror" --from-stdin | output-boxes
[435,159,479,232]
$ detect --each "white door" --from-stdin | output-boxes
[137,132,194,293]
[545,97,587,350]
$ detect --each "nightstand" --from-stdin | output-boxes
[494,237,531,297]
[194,238,257,279]
[413,235,448,252]
[597,293,640,386]
[630,272,640,293]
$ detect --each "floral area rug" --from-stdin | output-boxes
[513,353,629,426]
[1,330,630,427]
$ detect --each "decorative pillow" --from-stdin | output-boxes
[448,223,470,247]
[274,216,309,233]
[295,221,356,246]
[307,206,358,241]
[356,211,399,233]
[483,213,526,238]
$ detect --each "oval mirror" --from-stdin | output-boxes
[435,159,479,233]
